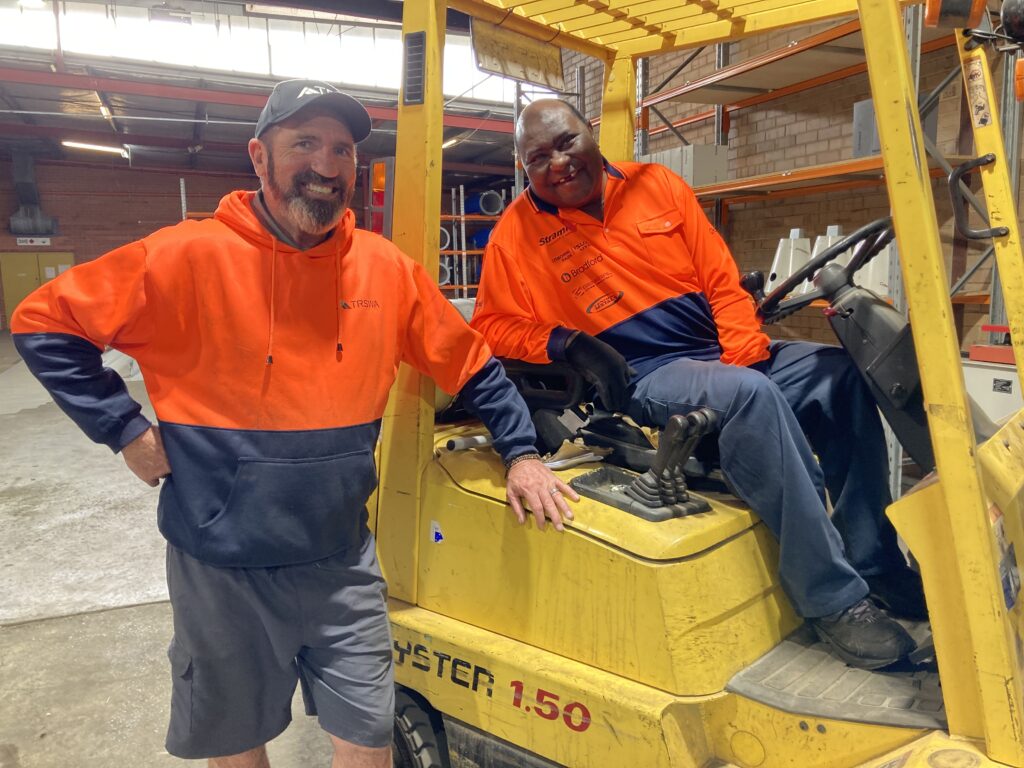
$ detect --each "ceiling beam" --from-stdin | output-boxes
[0,121,243,153]
[0,67,513,134]
[443,160,513,176]
[0,121,514,176]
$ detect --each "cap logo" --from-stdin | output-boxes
[298,85,333,98]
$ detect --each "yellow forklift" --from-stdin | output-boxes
[372,1,1024,766]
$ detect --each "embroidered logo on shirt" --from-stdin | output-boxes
[586,291,624,314]
[539,226,571,246]
[339,299,381,309]
[559,255,604,283]
[572,272,613,299]
[550,240,590,263]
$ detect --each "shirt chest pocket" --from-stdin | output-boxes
[635,212,695,279]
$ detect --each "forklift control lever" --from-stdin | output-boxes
[626,408,718,509]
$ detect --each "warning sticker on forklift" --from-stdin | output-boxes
[1001,544,1021,610]
[966,58,992,128]
[990,504,1021,609]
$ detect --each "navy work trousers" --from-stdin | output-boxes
[626,340,905,618]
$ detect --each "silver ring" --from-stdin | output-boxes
[549,487,561,496]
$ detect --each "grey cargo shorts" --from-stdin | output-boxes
[164,533,394,759]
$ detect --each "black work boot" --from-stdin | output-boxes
[810,598,916,670]
[865,568,928,621]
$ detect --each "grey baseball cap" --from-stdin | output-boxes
[255,79,372,141]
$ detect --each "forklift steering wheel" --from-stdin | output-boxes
[757,217,894,324]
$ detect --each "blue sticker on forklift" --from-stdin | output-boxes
[1000,543,1021,611]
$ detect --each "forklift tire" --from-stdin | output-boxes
[393,690,448,768]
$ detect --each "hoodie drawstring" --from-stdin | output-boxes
[335,240,344,360]
[266,238,277,365]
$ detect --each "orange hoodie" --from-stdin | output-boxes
[13,191,536,566]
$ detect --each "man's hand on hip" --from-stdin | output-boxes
[122,426,171,487]
[506,458,579,532]
[564,332,635,412]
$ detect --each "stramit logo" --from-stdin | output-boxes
[539,226,570,246]
[586,291,624,314]
[339,298,381,309]
[560,255,604,283]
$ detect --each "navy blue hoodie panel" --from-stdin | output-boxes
[158,419,382,567]
[595,292,723,379]
[460,356,538,461]
[14,332,151,452]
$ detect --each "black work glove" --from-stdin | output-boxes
[564,332,635,412]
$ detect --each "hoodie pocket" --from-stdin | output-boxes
[198,449,376,567]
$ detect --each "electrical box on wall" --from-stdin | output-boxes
[853,98,938,158]
[640,145,729,187]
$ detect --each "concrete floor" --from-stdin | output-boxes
[0,331,334,767]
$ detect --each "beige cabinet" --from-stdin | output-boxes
[0,252,74,328]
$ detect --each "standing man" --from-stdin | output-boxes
[12,80,575,767]
[471,98,923,671]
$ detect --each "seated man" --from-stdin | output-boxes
[471,98,924,670]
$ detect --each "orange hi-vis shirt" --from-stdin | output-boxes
[13,191,535,567]
[471,161,770,378]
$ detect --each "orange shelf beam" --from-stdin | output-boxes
[694,158,947,207]
[644,26,955,139]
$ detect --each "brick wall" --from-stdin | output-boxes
[0,159,259,325]
[0,159,257,263]
[0,159,372,326]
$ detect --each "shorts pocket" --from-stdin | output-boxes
[167,639,194,735]
[198,450,376,566]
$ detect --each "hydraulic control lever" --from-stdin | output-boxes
[740,271,766,304]
[626,408,718,509]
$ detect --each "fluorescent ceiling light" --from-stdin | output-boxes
[148,4,192,24]
[441,138,459,149]
[17,0,45,8]
[62,140,128,158]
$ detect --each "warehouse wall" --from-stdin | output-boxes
[0,160,258,326]
[0,159,373,326]
[0,159,256,262]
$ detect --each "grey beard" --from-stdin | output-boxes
[285,194,345,233]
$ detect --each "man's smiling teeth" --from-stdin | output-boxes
[556,169,578,185]
[306,182,334,194]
